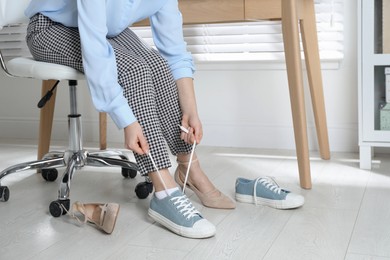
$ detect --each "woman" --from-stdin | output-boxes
[24,0,235,238]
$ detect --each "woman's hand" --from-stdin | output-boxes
[176,77,203,144]
[180,115,203,144]
[124,121,149,155]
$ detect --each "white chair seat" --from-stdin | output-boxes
[7,57,84,80]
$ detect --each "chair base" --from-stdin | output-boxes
[0,80,153,216]
[0,145,153,214]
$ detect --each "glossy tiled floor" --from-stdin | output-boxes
[0,140,389,260]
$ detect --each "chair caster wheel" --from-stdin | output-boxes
[135,181,153,199]
[42,168,58,182]
[122,168,137,178]
[0,186,10,202]
[49,199,70,217]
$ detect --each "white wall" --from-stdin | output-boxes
[0,0,359,153]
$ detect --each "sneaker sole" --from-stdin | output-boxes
[148,208,216,239]
[235,194,304,209]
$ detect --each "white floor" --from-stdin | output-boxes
[0,140,390,260]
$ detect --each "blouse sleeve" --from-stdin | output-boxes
[77,0,136,129]
[149,0,195,80]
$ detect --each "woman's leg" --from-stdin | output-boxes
[108,30,194,193]
[109,29,191,156]
[109,29,223,195]
[107,39,180,191]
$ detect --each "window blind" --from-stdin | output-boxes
[0,24,29,60]
[0,0,343,62]
[133,0,344,62]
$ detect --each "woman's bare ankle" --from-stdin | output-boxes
[148,168,177,192]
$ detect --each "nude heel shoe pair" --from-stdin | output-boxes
[71,201,120,234]
[174,159,236,209]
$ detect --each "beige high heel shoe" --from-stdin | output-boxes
[71,201,120,234]
[174,159,236,209]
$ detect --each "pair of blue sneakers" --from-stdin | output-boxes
[148,177,304,238]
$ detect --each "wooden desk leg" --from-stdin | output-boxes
[37,80,57,161]
[282,0,312,189]
[99,112,107,150]
[300,0,330,160]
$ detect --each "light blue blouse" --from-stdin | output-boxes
[25,0,195,129]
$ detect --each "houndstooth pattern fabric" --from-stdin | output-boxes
[26,14,193,175]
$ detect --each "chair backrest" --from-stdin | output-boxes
[0,0,31,28]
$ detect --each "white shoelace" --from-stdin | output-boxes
[170,195,200,219]
[181,140,196,194]
[253,177,283,206]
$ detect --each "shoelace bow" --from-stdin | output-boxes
[253,177,284,206]
[170,195,200,220]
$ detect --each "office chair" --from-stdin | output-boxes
[0,0,153,217]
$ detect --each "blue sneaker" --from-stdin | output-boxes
[148,190,216,238]
[235,177,304,209]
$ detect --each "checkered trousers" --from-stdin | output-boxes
[26,14,193,175]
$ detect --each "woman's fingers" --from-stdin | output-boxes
[124,122,149,155]
[179,125,197,144]
[131,143,144,155]
[138,134,150,155]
